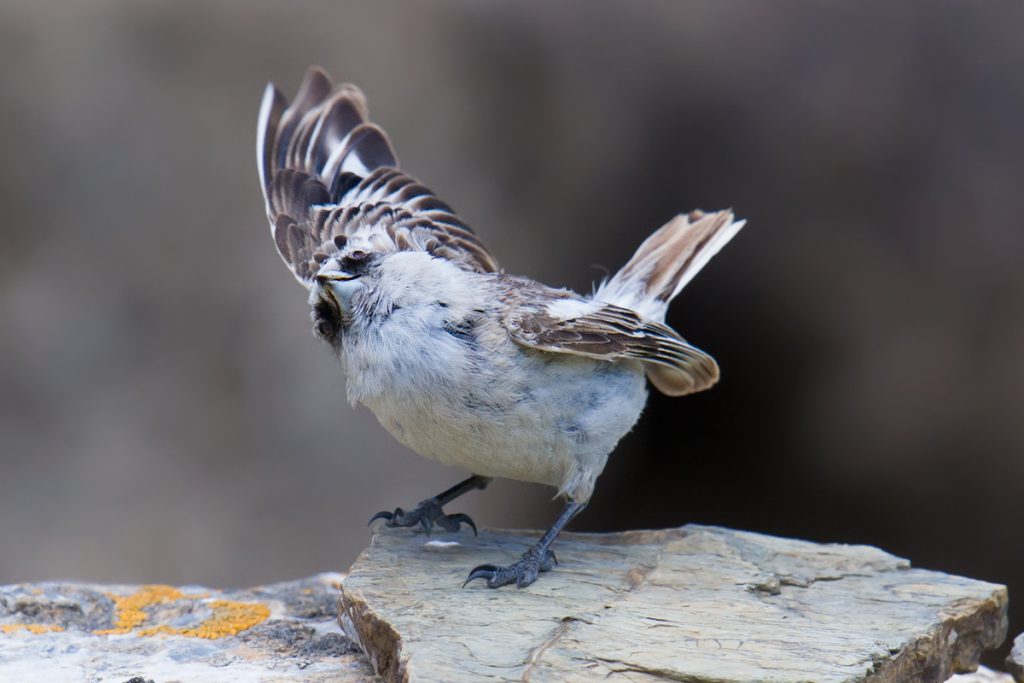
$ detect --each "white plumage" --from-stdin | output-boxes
[258,67,746,588]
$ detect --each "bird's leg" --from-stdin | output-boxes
[463,499,587,589]
[368,475,491,536]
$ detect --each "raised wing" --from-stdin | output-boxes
[500,282,719,397]
[257,67,498,285]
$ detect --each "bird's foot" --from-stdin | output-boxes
[368,497,477,536]
[463,546,557,588]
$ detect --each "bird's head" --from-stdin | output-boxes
[309,249,374,343]
[310,248,476,344]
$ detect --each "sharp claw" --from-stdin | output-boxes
[462,547,556,589]
[447,513,477,536]
[369,498,480,538]
[462,565,498,588]
[368,510,394,526]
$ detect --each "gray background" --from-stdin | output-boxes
[1,0,1022,662]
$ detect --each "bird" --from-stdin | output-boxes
[256,67,745,589]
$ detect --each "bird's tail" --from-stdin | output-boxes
[594,210,745,321]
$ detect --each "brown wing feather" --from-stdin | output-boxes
[500,281,719,397]
[257,67,498,285]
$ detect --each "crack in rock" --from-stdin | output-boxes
[339,525,1007,682]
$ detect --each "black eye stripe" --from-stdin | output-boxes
[340,250,370,273]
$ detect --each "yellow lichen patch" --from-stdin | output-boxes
[91,585,268,639]
[93,585,188,635]
[1,624,65,635]
[137,600,270,639]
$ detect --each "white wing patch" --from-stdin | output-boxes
[545,297,602,321]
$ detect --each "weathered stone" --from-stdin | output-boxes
[339,524,1007,683]
[0,573,377,682]
[949,666,1016,682]
[1008,633,1024,682]
[1,528,1010,682]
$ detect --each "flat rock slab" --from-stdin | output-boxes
[0,573,377,682]
[339,525,1007,683]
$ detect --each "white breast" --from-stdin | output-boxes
[336,253,650,501]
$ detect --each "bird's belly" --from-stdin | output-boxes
[348,337,648,491]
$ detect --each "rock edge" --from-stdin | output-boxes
[339,524,1007,683]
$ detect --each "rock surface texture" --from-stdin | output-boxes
[951,668,1016,683]
[1008,633,1024,682]
[340,525,1008,683]
[0,573,376,682]
[0,527,1010,682]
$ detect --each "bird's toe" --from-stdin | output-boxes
[368,498,475,537]
[462,547,556,589]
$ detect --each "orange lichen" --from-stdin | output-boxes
[1,624,65,635]
[137,600,271,639]
[5,585,270,640]
[93,585,188,635]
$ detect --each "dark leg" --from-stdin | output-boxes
[369,475,491,536]
[463,499,586,589]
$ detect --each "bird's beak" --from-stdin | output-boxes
[313,269,365,314]
[316,271,358,284]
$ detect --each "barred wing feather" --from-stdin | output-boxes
[257,67,498,285]
[501,283,720,397]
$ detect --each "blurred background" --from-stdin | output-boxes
[1,0,1022,664]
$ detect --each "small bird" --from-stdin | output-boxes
[257,67,745,589]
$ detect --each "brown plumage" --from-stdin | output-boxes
[258,67,746,589]
[259,68,741,399]
[604,210,744,306]
[498,279,719,396]
[257,67,498,283]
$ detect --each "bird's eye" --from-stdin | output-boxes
[341,250,369,272]
[315,318,335,338]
